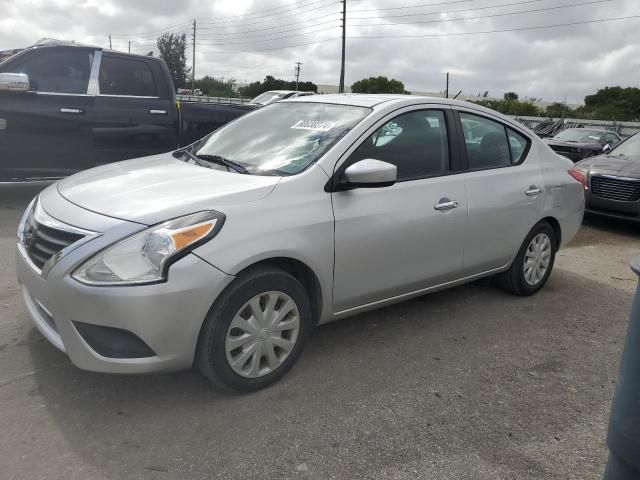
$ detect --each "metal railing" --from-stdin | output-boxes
[176,94,250,105]
[511,115,640,138]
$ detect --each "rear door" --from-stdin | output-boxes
[0,47,97,179]
[92,54,177,165]
[456,109,544,275]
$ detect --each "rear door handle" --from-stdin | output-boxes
[149,109,167,115]
[59,107,84,114]
[525,186,542,197]
[434,200,459,211]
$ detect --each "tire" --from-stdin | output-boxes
[497,221,557,296]
[195,265,312,392]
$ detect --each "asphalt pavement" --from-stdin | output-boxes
[1,183,638,480]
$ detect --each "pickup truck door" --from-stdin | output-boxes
[0,47,97,180]
[92,53,178,164]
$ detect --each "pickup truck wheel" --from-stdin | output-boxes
[196,266,312,392]
[497,222,556,296]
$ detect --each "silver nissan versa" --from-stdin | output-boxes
[16,95,585,392]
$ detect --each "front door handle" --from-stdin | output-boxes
[525,186,542,197]
[434,200,459,211]
[59,107,84,114]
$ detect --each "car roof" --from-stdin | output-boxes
[284,93,496,108]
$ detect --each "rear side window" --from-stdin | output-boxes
[99,56,157,97]
[460,113,529,169]
[349,109,450,181]
[8,49,93,94]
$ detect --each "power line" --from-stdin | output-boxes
[199,0,334,21]
[195,25,339,46]
[348,0,613,28]
[190,17,339,39]
[197,37,341,54]
[111,21,193,38]
[349,0,561,21]
[197,3,339,28]
[348,14,640,39]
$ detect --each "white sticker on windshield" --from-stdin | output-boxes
[291,120,336,132]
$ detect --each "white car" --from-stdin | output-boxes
[16,95,584,391]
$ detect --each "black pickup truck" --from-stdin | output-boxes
[0,42,257,181]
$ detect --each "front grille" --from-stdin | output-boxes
[22,210,85,270]
[591,176,640,202]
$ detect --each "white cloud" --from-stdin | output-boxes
[0,0,638,102]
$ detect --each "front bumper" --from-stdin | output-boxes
[586,193,640,223]
[16,193,234,374]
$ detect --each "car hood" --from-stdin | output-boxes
[57,154,281,225]
[577,154,640,178]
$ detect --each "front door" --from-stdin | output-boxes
[0,47,96,180]
[332,108,468,312]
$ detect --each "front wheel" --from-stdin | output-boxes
[497,221,557,296]
[196,266,312,392]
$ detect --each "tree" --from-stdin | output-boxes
[351,76,409,94]
[238,75,318,98]
[194,75,236,97]
[545,102,574,119]
[474,98,541,117]
[578,86,640,121]
[157,33,191,90]
[504,91,519,101]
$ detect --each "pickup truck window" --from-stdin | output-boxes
[7,50,93,94]
[99,56,157,97]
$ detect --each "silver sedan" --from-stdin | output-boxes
[16,94,585,391]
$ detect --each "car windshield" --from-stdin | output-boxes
[611,133,640,158]
[194,102,371,175]
[552,129,604,143]
[250,91,291,105]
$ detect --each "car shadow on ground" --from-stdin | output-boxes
[25,267,631,479]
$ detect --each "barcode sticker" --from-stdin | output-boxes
[290,120,336,131]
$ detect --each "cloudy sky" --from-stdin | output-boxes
[1,0,638,103]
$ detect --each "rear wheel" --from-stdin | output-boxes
[196,266,312,392]
[497,221,557,296]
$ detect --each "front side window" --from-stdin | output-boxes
[99,56,157,97]
[7,49,93,94]
[348,110,450,181]
[460,113,527,169]
[194,102,370,175]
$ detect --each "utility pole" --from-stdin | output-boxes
[339,0,346,93]
[295,62,302,91]
[128,41,131,54]
[445,72,449,99]
[108,34,112,49]
[191,19,196,94]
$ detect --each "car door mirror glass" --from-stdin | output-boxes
[603,143,612,154]
[0,73,30,92]
[343,159,397,188]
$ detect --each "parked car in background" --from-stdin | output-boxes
[249,90,314,106]
[544,127,622,162]
[572,133,640,222]
[0,41,257,181]
[16,95,584,391]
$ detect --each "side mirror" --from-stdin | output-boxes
[603,144,612,154]
[342,159,397,188]
[0,73,30,92]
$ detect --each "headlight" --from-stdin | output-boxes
[72,211,224,286]
[17,196,37,243]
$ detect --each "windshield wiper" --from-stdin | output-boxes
[196,153,251,175]
[173,150,250,174]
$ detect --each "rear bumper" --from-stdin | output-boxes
[17,243,234,374]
